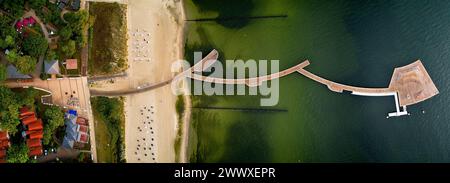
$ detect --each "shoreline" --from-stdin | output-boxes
[178,0,190,163]
[87,0,187,163]
[120,0,184,163]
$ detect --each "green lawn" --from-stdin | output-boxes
[91,97,125,163]
[88,2,128,75]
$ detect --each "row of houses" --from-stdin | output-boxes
[62,110,89,149]
[0,131,11,163]
[0,108,91,163]
[19,107,44,157]
[4,58,78,81]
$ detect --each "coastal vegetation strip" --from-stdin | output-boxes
[174,95,185,162]
[91,96,125,163]
[88,2,128,76]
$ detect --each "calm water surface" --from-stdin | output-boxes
[184,0,450,162]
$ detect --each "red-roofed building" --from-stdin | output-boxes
[77,125,88,133]
[25,130,42,135]
[77,133,89,144]
[23,18,30,26]
[20,107,34,117]
[19,111,35,119]
[27,119,43,131]
[0,140,9,149]
[0,150,6,160]
[28,17,36,25]
[76,117,88,125]
[0,130,10,163]
[15,21,23,30]
[26,139,41,148]
[0,131,8,141]
[22,116,37,126]
[19,107,45,157]
[15,17,36,33]
[29,131,44,139]
[29,146,43,157]
[0,149,6,157]
[0,131,9,150]
[65,59,78,70]
[0,141,9,150]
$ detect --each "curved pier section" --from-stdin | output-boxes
[187,51,439,117]
[295,60,392,94]
[186,61,309,87]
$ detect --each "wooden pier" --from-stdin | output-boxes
[92,49,439,117]
[182,50,439,117]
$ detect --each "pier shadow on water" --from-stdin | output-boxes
[191,0,255,28]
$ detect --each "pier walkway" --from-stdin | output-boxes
[92,50,439,117]
[180,51,439,117]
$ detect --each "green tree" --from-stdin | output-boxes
[59,26,73,41]
[0,64,6,81]
[7,143,29,163]
[5,35,14,46]
[44,106,65,129]
[0,35,14,49]
[1,26,18,40]
[0,14,13,27]
[75,34,86,48]
[0,104,21,134]
[43,106,65,145]
[0,86,20,134]
[5,49,19,63]
[46,49,58,60]
[64,10,89,33]
[43,127,52,145]
[27,0,47,10]
[23,35,48,58]
[0,0,25,18]
[15,56,36,74]
[59,40,76,58]
[18,87,39,107]
[63,10,89,47]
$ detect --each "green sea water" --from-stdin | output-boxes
[185,0,450,162]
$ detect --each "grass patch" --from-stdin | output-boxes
[174,95,185,162]
[88,2,128,75]
[91,96,126,163]
[87,26,94,74]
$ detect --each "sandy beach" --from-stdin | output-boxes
[89,0,185,163]
[123,0,185,163]
[178,0,190,163]
[87,0,184,163]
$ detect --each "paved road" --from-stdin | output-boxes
[90,78,172,96]
[89,50,220,96]
[37,147,80,163]
[87,72,128,82]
